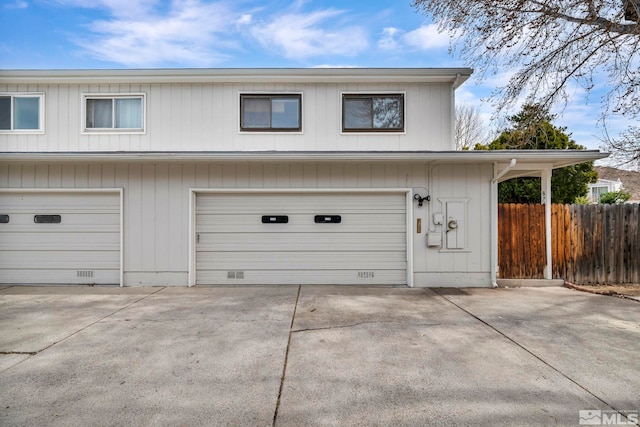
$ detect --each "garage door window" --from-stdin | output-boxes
[34,215,62,224]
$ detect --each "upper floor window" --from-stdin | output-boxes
[83,94,145,133]
[240,94,301,132]
[342,94,404,133]
[0,93,44,133]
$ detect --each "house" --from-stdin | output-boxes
[0,68,607,287]
[588,178,624,203]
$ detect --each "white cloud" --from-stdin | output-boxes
[403,24,451,50]
[376,24,455,54]
[75,0,238,66]
[250,9,368,59]
[237,14,252,25]
[378,27,401,51]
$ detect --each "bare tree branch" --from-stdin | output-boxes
[412,0,640,118]
[455,104,490,149]
[601,124,640,170]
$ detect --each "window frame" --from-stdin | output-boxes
[0,92,45,134]
[341,92,405,134]
[82,93,146,134]
[591,186,609,201]
[239,93,303,133]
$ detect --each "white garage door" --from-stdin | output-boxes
[195,192,407,285]
[0,192,121,285]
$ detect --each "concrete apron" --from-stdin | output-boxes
[0,285,638,426]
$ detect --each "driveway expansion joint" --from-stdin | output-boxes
[292,320,442,333]
[0,351,38,356]
[434,290,631,421]
[272,284,301,427]
[0,287,166,374]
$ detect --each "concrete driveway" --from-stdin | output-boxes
[0,285,638,426]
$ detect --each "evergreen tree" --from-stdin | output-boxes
[474,105,597,204]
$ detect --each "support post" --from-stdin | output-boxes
[490,178,499,287]
[491,159,516,287]
[541,168,552,280]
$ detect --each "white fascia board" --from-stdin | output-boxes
[0,150,608,168]
[0,68,473,86]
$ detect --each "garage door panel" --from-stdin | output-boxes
[1,225,120,233]
[1,213,119,226]
[198,251,406,270]
[196,214,405,233]
[0,250,119,269]
[0,193,119,208]
[0,269,119,285]
[196,270,406,285]
[0,192,121,285]
[198,232,405,251]
[2,206,120,214]
[196,194,406,213]
[0,234,120,250]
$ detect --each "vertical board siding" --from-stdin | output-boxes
[426,164,492,273]
[499,203,640,284]
[0,82,452,152]
[1,161,492,285]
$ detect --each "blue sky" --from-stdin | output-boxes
[0,0,631,152]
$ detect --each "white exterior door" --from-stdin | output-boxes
[0,191,121,285]
[195,192,407,285]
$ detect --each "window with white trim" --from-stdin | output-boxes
[0,93,44,132]
[83,94,145,132]
[342,94,404,132]
[240,94,301,132]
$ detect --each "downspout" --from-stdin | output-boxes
[490,159,517,287]
[451,74,462,150]
[452,73,463,90]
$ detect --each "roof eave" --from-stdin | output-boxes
[0,68,473,86]
[0,150,608,170]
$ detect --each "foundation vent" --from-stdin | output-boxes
[77,270,95,278]
[227,271,245,279]
[357,271,375,279]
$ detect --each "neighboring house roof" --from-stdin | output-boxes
[590,178,623,187]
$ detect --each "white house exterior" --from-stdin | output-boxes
[588,178,624,202]
[0,69,607,287]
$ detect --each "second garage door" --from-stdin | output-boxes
[0,191,121,285]
[195,192,407,285]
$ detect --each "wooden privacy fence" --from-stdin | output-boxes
[498,203,640,284]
